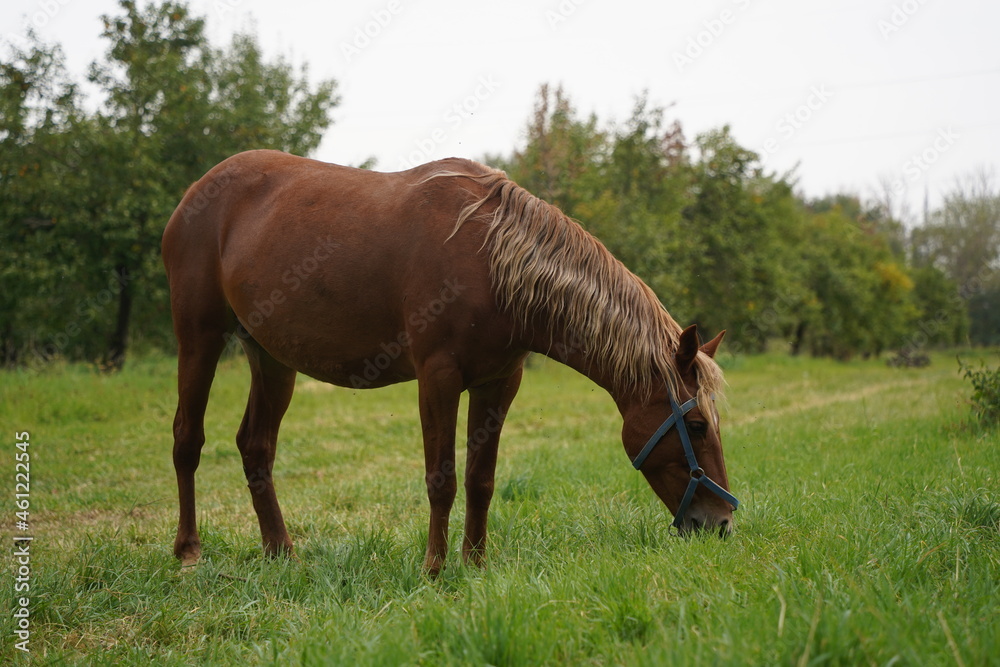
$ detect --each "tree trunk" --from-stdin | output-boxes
[0,323,16,367]
[105,264,132,372]
[790,321,807,356]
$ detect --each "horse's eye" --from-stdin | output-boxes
[687,420,708,436]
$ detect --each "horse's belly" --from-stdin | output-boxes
[295,353,417,389]
[234,299,419,389]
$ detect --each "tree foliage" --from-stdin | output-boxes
[495,85,979,360]
[3,25,992,368]
[1,0,338,368]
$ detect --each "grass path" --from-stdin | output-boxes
[729,375,931,426]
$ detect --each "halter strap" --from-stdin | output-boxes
[630,396,698,470]
[630,390,739,529]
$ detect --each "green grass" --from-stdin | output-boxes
[2,350,999,665]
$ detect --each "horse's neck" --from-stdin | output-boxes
[526,318,623,400]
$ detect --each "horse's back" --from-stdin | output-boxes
[164,150,489,264]
[163,151,505,387]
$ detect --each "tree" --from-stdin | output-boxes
[678,127,803,351]
[497,86,696,326]
[967,277,1000,345]
[493,89,910,358]
[910,170,1000,345]
[792,200,919,359]
[0,0,339,369]
[0,35,96,365]
[582,94,692,309]
[906,265,968,348]
[911,170,1000,291]
[494,83,606,214]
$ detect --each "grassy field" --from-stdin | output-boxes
[2,349,999,665]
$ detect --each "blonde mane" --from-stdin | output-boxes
[428,164,723,404]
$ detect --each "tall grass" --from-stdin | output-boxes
[2,351,998,664]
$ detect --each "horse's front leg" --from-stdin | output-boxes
[463,367,523,568]
[417,360,463,577]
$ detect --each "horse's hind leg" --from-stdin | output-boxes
[236,338,297,557]
[172,321,229,565]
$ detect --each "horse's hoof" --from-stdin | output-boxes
[178,555,200,572]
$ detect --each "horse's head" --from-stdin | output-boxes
[620,324,737,536]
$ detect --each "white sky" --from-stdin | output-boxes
[3,0,999,220]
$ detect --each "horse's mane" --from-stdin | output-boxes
[425,163,723,404]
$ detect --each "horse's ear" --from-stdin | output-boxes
[675,324,700,379]
[700,330,726,359]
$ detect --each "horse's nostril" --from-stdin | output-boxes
[718,519,732,538]
[690,517,703,531]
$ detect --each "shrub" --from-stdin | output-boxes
[958,355,1000,426]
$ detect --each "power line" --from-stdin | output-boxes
[832,66,1000,92]
[794,120,1000,148]
[676,66,1000,104]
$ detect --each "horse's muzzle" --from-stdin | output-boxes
[678,513,733,538]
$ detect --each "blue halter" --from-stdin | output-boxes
[630,390,739,530]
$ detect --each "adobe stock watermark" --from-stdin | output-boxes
[28,267,132,369]
[425,406,507,491]
[349,278,468,388]
[547,326,589,367]
[713,289,803,365]
[4,0,74,47]
[672,0,753,74]
[340,0,404,64]
[213,0,245,20]
[13,431,33,654]
[892,263,992,362]
[887,127,959,195]
[116,397,175,448]
[759,85,834,165]
[396,76,501,170]
[246,466,273,496]
[877,0,930,39]
[544,0,588,31]
[225,236,341,346]
[179,166,237,223]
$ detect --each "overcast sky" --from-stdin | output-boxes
[4,0,998,220]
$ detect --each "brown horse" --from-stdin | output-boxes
[162,149,736,575]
